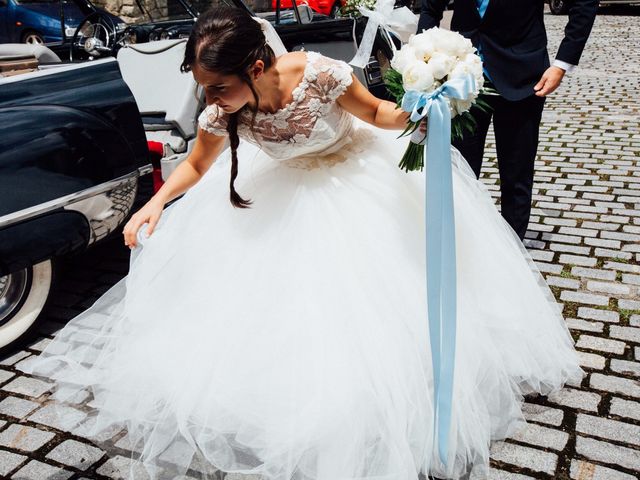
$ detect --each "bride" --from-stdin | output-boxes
[24,6,583,480]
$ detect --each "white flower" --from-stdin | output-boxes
[402,61,435,92]
[428,52,456,80]
[450,98,474,117]
[409,31,437,62]
[391,45,420,75]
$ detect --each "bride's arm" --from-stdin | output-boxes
[337,74,409,130]
[153,128,226,205]
[123,128,226,248]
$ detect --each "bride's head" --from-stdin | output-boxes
[182,7,277,208]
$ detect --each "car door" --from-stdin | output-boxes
[0,0,11,42]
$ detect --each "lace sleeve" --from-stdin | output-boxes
[197,105,229,136]
[307,53,354,103]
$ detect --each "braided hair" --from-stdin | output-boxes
[181,7,276,208]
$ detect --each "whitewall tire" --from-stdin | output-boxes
[0,260,53,350]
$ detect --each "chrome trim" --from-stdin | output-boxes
[138,163,153,176]
[0,170,142,229]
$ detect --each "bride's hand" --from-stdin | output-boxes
[123,199,165,249]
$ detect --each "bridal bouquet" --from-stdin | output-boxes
[385,27,492,172]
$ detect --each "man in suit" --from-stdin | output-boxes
[418,0,598,240]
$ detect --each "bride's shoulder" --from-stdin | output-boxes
[275,51,308,75]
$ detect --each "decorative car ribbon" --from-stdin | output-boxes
[349,0,417,68]
[401,74,476,467]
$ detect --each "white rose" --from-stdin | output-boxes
[450,98,474,118]
[428,52,456,80]
[391,45,420,75]
[403,61,435,92]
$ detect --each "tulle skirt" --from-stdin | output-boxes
[23,122,583,480]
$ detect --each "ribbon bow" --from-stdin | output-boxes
[401,74,476,467]
[349,0,417,68]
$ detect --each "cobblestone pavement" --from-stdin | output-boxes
[0,7,639,480]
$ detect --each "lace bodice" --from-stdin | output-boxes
[197,52,355,161]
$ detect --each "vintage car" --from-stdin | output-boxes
[0,0,400,352]
[0,0,122,45]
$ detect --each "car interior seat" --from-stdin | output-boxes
[0,44,61,77]
[117,39,203,154]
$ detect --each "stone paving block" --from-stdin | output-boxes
[0,351,30,367]
[0,424,55,452]
[590,373,640,398]
[576,351,606,370]
[11,460,73,480]
[610,359,640,377]
[622,273,640,286]
[619,299,640,311]
[535,262,563,274]
[0,370,16,385]
[566,318,604,333]
[570,459,637,480]
[586,281,631,295]
[576,335,626,355]
[541,232,582,245]
[571,267,617,281]
[28,403,87,432]
[559,254,598,267]
[521,403,564,427]
[0,450,27,477]
[577,307,619,323]
[528,249,554,262]
[46,439,105,471]
[610,326,640,344]
[489,442,557,475]
[604,261,640,274]
[547,276,581,289]
[610,397,640,422]
[561,291,609,307]
[1,377,51,398]
[575,436,640,472]
[576,413,640,447]
[0,396,40,420]
[594,248,634,261]
[508,422,569,451]
[631,315,640,327]
[549,243,591,256]
[96,455,153,479]
[547,388,601,412]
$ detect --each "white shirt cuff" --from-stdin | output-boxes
[553,59,576,73]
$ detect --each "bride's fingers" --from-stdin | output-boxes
[146,214,160,237]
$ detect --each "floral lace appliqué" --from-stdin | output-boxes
[197,52,355,162]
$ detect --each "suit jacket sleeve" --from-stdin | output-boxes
[417,0,450,33]
[555,0,599,66]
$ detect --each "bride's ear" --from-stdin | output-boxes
[250,60,265,81]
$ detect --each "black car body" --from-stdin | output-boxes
[0,55,150,350]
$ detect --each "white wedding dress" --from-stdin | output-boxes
[24,52,583,480]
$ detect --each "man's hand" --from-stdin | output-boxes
[533,66,566,97]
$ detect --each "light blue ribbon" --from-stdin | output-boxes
[401,74,476,467]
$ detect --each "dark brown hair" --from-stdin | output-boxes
[181,7,276,208]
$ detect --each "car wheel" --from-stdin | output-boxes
[22,30,45,45]
[0,260,53,351]
[549,0,569,14]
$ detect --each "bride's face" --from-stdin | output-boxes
[192,63,255,114]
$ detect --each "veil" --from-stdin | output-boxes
[253,17,288,57]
